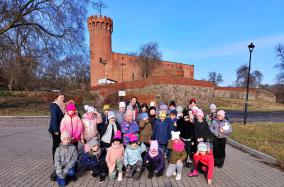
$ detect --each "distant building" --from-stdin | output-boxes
[87,15,194,87]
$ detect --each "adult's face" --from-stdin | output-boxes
[119,107,125,112]
[131,98,136,106]
[57,95,65,103]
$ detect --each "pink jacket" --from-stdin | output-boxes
[106,144,124,174]
[81,113,103,141]
[60,114,83,141]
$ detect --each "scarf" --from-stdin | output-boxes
[101,123,118,144]
[54,99,65,114]
[173,140,185,152]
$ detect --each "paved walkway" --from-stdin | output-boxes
[0,118,284,187]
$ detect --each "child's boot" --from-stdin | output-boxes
[187,170,199,177]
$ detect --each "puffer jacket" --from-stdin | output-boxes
[54,144,78,179]
[121,120,140,145]
[60,114,83,141]
[81,114,102,141]
[124,143,146,166]
[80,148,107,171]
[153,119,173,145]
[209,119,232,138]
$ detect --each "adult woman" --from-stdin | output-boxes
[48,93,66,181]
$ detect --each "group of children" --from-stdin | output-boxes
[52,97,232,186]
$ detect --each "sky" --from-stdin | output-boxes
[85,0,284,86]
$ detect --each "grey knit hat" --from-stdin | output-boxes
[88,139,100,149]
[60,131,71,141]
[209,104,217,110]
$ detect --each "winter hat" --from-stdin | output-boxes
[159,111,167,119]
[209,104,217,110]
[150,101,155,107]
[160,104,168,111]
[217,110,226,117]
[149,140,159,157]
[197,142,208,152]
[189,98,197,104]
[119,102,126,108]
[196,109,204,118]
[66,103,76,111]
[129,134,138,143]
[171,131,181,140]
[108,111,115,120]
[170,109,177,115]
[141,112,149,120]
[61,131,71,141]
[103,104,110,111]
[176,106,183,113]
[88,138,100,149]
[113,130,122,142]
[84,105,95,113]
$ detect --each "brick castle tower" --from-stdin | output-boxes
[88,15,194,87]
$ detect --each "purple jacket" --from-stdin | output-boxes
[144,150,165,172]
[121,120,139,145]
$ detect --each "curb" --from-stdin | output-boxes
[227,138,277,164]
[0,116,50,118]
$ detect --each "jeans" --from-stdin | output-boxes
[56,167,76,186]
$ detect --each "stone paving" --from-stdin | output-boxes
[0,118,284,187]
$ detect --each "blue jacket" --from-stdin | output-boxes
[124,143,146,166]
[144,150,165,172]
[48,103,64,133]
[80,148,107,170]
[153,119,173,145]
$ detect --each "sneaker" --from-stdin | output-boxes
[118,172,123,182]
[50,171,57,181]
[175,173,182,181]
[187,170,199,177]
[92,172,98,178]
[147,172,154,179]
[173,171,177,176]
[99,174,106,183]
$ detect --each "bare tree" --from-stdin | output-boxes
[275,44,284,83]
[207,72,223,85]
[138,42,162,78]
[235,64,263,88]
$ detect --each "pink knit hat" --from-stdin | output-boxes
[66,103,76,111]
[113,130,122,141]
[196,109,204,118]
[149,140,159,157]
[217,110,225,117]
[129,134,138,143]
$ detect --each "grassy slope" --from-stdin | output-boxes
[231,122,284,162]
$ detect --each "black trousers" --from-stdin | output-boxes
[52,133,61,161]
[145,162,163,176]
[213,136,227,167]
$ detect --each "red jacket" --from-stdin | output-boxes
[193,150,214,180]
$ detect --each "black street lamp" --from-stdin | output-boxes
[244,42,255,125]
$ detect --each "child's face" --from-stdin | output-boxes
[217,115,224,121]
[112,141,121,146]
[109,118,115,124]
[200,151,206,156]
[150,109,156,115]
[197,115,203,122]
[142,107,147,112]
[62,137,70,145]
[170,114,176,120]
[67,110,75,116]
[210,109,216,113]
[126,113,133,122]
[119,107,125,112]
[91,145,99,152]
[130,142,137,147]
[104,110,109,115]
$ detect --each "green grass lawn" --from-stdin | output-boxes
[231,122,284,162]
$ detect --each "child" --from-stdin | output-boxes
[188,142,214,185]
[166,131,187,181]
[148,106,157,129]
[144,140,165,179]
[168,109,178,131]
[193,109,211,150]
[100,111,121,148]
[139,112,152,147]
[115,102,126,126]
[80,139,107,183]
[60,103,83,149]
[153,111,172,156]
[81,105,102,152]
[106,130,124,181]
[124,134,146,179]
[206,104,217,125]
[54,131,78,187]
[121,110,140,145]
[209,110,232,168]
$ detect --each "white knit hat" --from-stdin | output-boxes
[171,131,181,140]
[61,131,71,141]
[84,105,95,113]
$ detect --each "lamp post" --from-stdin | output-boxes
[100,58,107,84]
[244,42,255,125]
[120,63,126,82]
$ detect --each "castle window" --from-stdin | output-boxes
[102,22,105,28]
[92,22,95,27]
[96,22,100,28]
[122,57,124,60]
[132,73,134,80]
